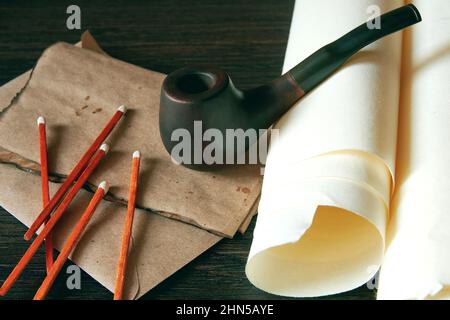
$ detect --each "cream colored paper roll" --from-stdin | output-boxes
[378,0,450,300]
[246,0,403,297]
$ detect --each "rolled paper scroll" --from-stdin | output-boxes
[246,0,404,297]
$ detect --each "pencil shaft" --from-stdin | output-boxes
[26,109,124,240]
[114,155,140,300]
[39,122,53,274]
[39,123,50,207]
[34,187,105,300]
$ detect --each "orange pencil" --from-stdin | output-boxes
[25,106,126,240]
[37,116,53,273]
[114,151,141,300]
[34,181,109,300]
[0,144,109,296]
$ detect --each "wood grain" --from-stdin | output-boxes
[0,0,375,300]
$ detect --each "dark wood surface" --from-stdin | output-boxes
[0,0,375,300]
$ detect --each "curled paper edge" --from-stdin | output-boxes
[246,150,389,297]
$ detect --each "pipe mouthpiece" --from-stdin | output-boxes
[375,4,421,37]
[404,4,422,23]
[288,4,422,93]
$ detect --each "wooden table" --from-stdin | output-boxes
[0,0,375,300]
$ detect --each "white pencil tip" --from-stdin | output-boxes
[133,150,141,158]
[100,143,109,153]
[37,116,45,125]
[98,181,109,194]
[118,105,127,113]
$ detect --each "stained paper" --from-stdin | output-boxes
[0,39,261,238]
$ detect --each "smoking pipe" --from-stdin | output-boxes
[160,4,421,170]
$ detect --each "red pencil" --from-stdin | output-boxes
[37,116,53,274]
[114,151,141,300]
[0,144,109,296]
[25,105,126,240]
[33,181,109,300]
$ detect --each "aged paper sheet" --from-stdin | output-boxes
[378,0,450,300]
[0,41,261,238]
